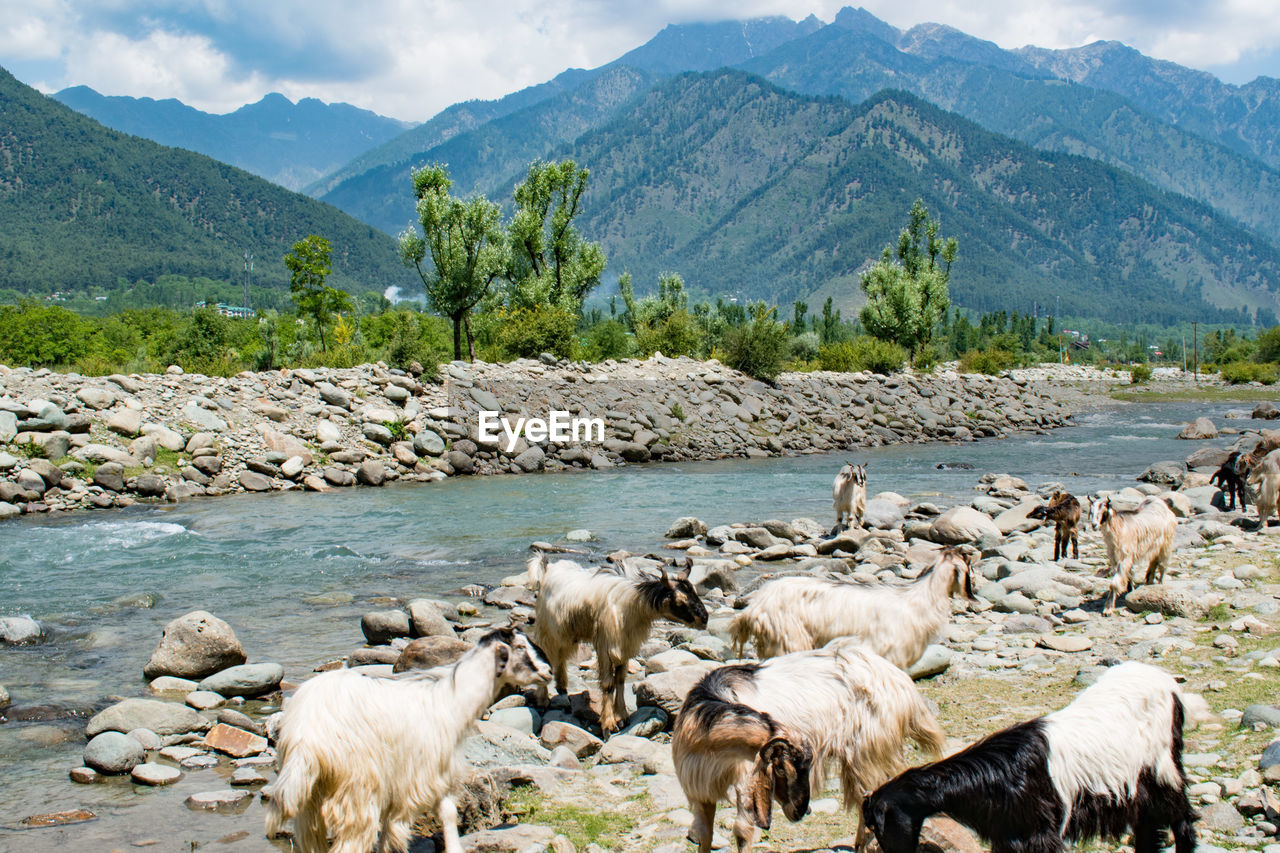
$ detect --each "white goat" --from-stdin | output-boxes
[729,546,977,669]
[833,462,867,532]
[674,639,945,853]
[527,552,708,733]
[1247,448,1280,527]
[264,627,551,853]
[1089,496,1177,613]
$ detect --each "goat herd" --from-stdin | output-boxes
[261,443,1280,853]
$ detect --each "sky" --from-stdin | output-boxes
[3,1,1279,122]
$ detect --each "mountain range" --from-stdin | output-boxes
[53,87,413,191]
[0,68,412,297]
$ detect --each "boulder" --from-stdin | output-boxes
[0,615,42,644]
[202,722,268,757]
[131,763,181,786]
[1123,585,1209,619]
[197,663,284,698]
[92,462,125,492]
[863,498,907,529]
[1253,402,1280,420]
[634,662,718,715]
[356,460,387,486]
[361,610,411,644]
[394,636,473,672]
[315,419,342,443]
[930,506,1002,545]
[238,470,273,492]
[143,610,247,680]
[106,407,142,437]
[413,429,446,457]
[84,731,145,774]
[539,721,603,758]
[1176,417,1217,440]
[408,600,457,638]
[665,517,707,539]
[1138,461,1184,486]
[907,645,953,679]
[85,697,208,737]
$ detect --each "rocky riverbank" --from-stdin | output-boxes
[7,440,1279,853]
[0,357,1079,520]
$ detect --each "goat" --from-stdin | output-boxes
[674,639,945,853]
[728,546,977,669]
[864,661,1195,853]
[1247,448,1280,528]
[833,462,867,532]
[527,552,708,734]
[1089,496,1177,614]
[264,626,551,853]
[1211,451,1249,511]
[1027,491,1083,561]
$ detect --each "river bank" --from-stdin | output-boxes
[0,356,1084,520]
[2,404,1278,852]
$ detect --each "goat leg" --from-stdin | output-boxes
[689,800,716,853]
[437,795,462,853]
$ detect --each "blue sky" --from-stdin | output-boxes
[3,1,1278,121]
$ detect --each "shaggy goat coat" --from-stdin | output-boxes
[728,547,976,668]
[1247,449,1280,527]
[1027,491,1083,561]
[864,662,1195,853]
[264,628,551,853]
[674,640,945,853]
[833,462,867,531]
[1089,496,1177,613]
[528,554,707,733]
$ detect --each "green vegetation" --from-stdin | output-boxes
[818,337,907,374]
[722,303,790,381]
[504,785,639,849]
[1129,363,1153,384]
[286,235,352,352]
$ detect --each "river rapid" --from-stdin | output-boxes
[0,399,1264,848]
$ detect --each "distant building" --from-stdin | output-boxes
[194,301,255,319]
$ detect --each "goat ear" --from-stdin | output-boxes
[492,642,511,676]
[745,751,775,829]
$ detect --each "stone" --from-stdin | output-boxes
[1037,635,1093,653]
[14,808,98,828]
[598,734,658,764]
[459,824,555,852]
[356,460,387,486]
[185,690,225,710]
[0,410,16,442]
[143,610,246,679]
[280,455,305,478]
[1261,739,1280,769]
[185,790,253,812]
[1198,801,1245,832]
[363,423,394,445]
[395,636,473,672]
[315,382,351,409]
[0,615,42,644]
[149,676,199,693]
[1003,614,1054,634]
[133,473,166,497]
[191,454,222,476]
[230,767,267,786]
[919,817,985,853]
[179,402,227,432]
[324,466,355,487]
[905,645,953,680]
[634,662,718,715]
[645,648,702,674]
[197,663,284,698]
[539,721,603,757]
[315,419,341,443]
[126,727,161,750]
[238,470,272,492]
[930,506,1002,544]
[513,445,545,472]
[84,731,145,774]
[1242,705,1280,729]
[362,610,411,644]
[68,767,101,784]
[106,407,142,436]
[86,697,208,738]
[302,474,329,492]
[1138,461,1184,486]
[408,600,457,638]
[413,429,446,456]
[1177,417,1217,439]
[130,763,181,786]
[1123,585,1209,619]
[92,462,125,491]
[665,517,707,539]
[202,722,268,757]
[1254,402,1280,420]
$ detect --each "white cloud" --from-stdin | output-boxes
[2,0,1278,122]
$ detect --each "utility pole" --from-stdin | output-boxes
[1192,321,1198,383]
[243,251,253,311]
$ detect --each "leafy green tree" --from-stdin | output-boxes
[285,235,352,352]
[1255,325,1280,363]
[723,302,790,381]
[398,165,508,361]
[507,160,606,311]
[859,200,957,360]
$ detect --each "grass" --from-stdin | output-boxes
[1110,385,1280,403]
[503,784,640,849]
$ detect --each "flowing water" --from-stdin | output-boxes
[0,400,1262,848]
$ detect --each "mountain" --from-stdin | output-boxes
[737,16,1280,241]
[0,68,412,296]
[53,86,413,191]
[556,71,1280,323]
[306,14,822,199]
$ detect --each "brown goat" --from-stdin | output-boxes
[1027,491,1082,561]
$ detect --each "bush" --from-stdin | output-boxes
[1220,361,1279,384]
[1129,363,1153,384]
[818,336,907,374]
[634,309,701,358]
[912,343,939,373]
[495,305,578,360]
[790,331,821,361]
[958,347,1016,375]
[722,305,790,381]
[583,319,633,361]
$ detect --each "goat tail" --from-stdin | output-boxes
[728,611,754,657]
[906,693,946,759]
[526,551,549,588]
[264,746,315,840]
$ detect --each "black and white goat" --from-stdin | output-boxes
[265,626,552,853]
[728,546,977,669]
[863,661,1195,853]
[674,639,945,853]
[1089,495,1177,613]
[833,462,868,532]
[1212,451,1249,511]
[528,552,708,733]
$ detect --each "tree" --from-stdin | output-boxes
[507,160,606,311]
[859,200,958,360]
[285,235,352,352]
[398,165,507,361]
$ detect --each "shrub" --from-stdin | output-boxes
[1220,361,1279,385]
[1129,363,1153,384]
[912,343,939,373]
[722,305,789,381]
[958,347,1016,375]
[383,419,410,442]
[790,331,821,361]
[634,309,701,358]
[818,336,907,374]
[670,402,686,422]
[495,305,578,360]
[583,319,633,361]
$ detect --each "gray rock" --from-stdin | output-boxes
[1198,801,1245,832]
[93,462,125,492]
[0,615,42,644]
[107,408,142,436]
[197,663,284,698]
[143,610,247,680]
[1260,739,1280,769]
[413,429,446,456]
[445,449,474,474]
[238,470,272,492]
[191,454,222,476]
[618,706,670,738]
[185,790,253,812]
[362,423,394,445]
[1138,461,1184,486]
[863,498,907,529]
[1242,704,1280,729]
[931,506,1002,544]
[133,473,166,497]
[0,411,16,443]
[1003,614,1053,634]
[86,697,208,737]
[635,662,718,715]
[84,731,145,774]
[0,501,18,520]
[1177,417,1217,440]
[488,707,540,736]
[463,720,553,768]
[323,466,355,486]
[1254,402,1280,420]
[666,517,707,539]
[185,690,225,710]
[126,727,162,750]
[1123,585,1209,619]
[598,734,658,765]
[513,446,545,472]
[394,636,473,672]
[315,382,352,409]
[408,600,456,638]
[361,610,411,644]
[907,645,953,680]
[540,720,603,757]
[356,460,387,486]
[131,763,181,786]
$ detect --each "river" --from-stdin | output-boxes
[0,399,1262,848]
